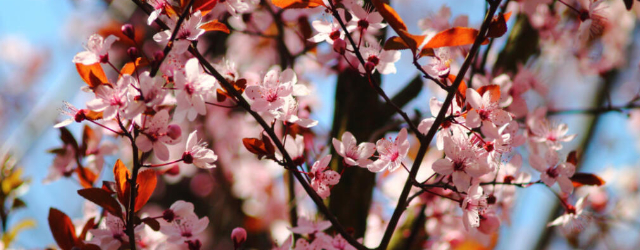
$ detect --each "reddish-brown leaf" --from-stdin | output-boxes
[76,63,109,89]
[59,127,79,151]
[567,151,578,166]
[135,169,157,212]
[372,0,407,32]
[234,79,248,93]
[120,57,150,76]
[271,0,325,9]
[424,27,489,49]
[142,217,161,231]
[448,74,468,107]
[76,167,98,189]
[487,12,512,38]
[419,47,435,57]
[77,188,123,218]
[48,208,78,250]
[216,89,229,102]
[384,36,410,51]
[477,84,501,103]
[113,159,130,208]
[242,137,275,159]
[84,110,103,121]
[193,0,218,14]
[397,29,426,53]
[201,19,230,34]
[102,181,117,195]
[81,125,95,153]
[78,217,96,241]
[571,173,606,187]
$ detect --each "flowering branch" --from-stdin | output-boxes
[376,1,501,249]
[149,0,196,77]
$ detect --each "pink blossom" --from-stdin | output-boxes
[135,109,182,161]
[529,119,577,150]
[347,3,387,33]
[88,214,131,250]
[368,128,410,173]
[358,44,401,75]
[461,184,487,231]
[332,131,375,167]
[277,135,305,165]
[423,48,452,79]
[432,135,490,191]
[86,75,131,120]
[54,101,89,128]
[84,127,117,173]
[153,11,206,54]
[231,227,247,249]
[163,200,196,222]
[418,97,464,150]
[309,155,340,199]
[174,58,216,121]
[309,11,352,45]
[465,88,512,129]
[147,0,171,25]
[548,196,591,235]
[272,235,293,250]
[577,0,607,43]
[182,130,217,169]
[273,96,318,128]
[289,217,331,235]
[529,149,576,194]
[125,71,171,119]
[159,213,209,245]
[246,68,299,112]
[43,144,77,184]
[73,34,119,65]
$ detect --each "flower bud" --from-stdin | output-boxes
[153,51,165,63]
[231,227,247,249]
[364,61,376,73]
[127,47,139,59]
[333,39,346,55]
[121,24,135,40]
[166,124,182,140]
[478,212,500,234]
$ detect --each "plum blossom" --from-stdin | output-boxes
[222,0,253,17]
[43,144,77,184]
[160,213,209,245]
[368,128,410,173]
[548,195,591,235]
[54,101,90,128]
[182,130,218,169]
[461,184,488,231]
[309,11,352,45]
[418,97,464,150]
[528,119,577,150]
[73,34,119,65]
[277,135,305,165]
[125,71,171,119]
[135,109,182,161]
[309,155,340,199]
[174,58,216,122]
[162,200,196,222]
[273,96,318,128]
[88,214,133,250]
[346,3,387,33]
[147,0,171,25]
[332,131,375,167]
[529,149,576,194]
[358,44,401,75]
[432,134,490,191]
[465,87,512,129]
[272,235,293,250]
[246,68,305,112]
[86,75,132,120]
[423,48,452,79]
[289,217,331,235]
[577,0,607,42]
[153,11,206,54]
[84,127,117,173]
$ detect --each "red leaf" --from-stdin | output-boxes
[487,12,511,38]
[193,0,218,14]
[120,57,150,76]
[113,160,131,209]
[571,173,606,187]
[567,151,578,166]
[372,0,407,32]
[48,208,78,250]
[201,20,230,34]
[142,217,161,231]
[242,137,275,159]
[77,188,123,218]
[424,27,489,49]
[76,63,109,89]
[76,167,98,189]
[383,36,410,51]
[448,74,468,107]
[135,169,157,212]
[78,217,96,241]
[271,0,325,9]
[477,84,501,103]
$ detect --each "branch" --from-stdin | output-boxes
[547,103,640,115]
[380,75,424,120]
[149,0,195,77]
[375,1,501,249]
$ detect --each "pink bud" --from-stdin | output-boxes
[166,124,182,140]
[127,47,139,59]
[364,61,376,73]
[333,39,346,55]
[478,212,500,234]
[153,50,165,63]
[231,227,247,249]
[121,24,135,40]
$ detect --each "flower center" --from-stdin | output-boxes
[329,30,341,40]
[358,19,369,29]
[367,55,380,66]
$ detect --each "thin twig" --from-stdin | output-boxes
[149,0,196,77]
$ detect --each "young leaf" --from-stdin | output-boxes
[142,217,161,231]
[48,208,78,250]
[566,151,578,166]
[372,0,407,32]
[120,57,150,76]
[76,167,98,189]
[477,84,501,103]
[77,188,123,218]
[201,20,230,34]
[242,137,275,159]
[76,63,109,89]
[78,217,96,241]
[193,0,218,14]
[271,0,325,9]
[448,74,468,107]
[487,12,512,38]
[113,159,131,208]
[424,27,489,49]
[571,173,606,187]
[383,36,410,51]
[135,169,157,212]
